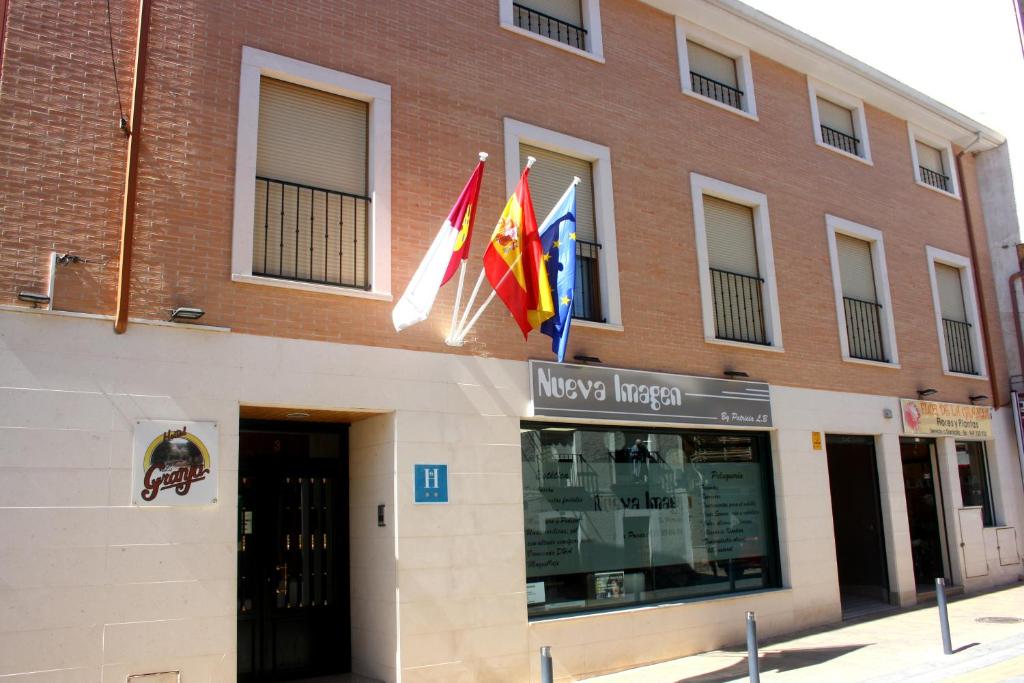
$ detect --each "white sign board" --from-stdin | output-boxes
[132,420,218,506]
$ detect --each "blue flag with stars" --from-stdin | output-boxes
[539,183,578,363]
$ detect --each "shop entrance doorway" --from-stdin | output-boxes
[900,437,949,592]
[826,435,890,616]
[237,420,350,682]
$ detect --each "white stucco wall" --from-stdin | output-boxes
[2,307,1022,682]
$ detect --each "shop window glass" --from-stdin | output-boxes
[521,422,780,618]
[957,441,995,527]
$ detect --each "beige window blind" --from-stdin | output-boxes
[703,195,758,277]
[817,97,855,137]
[521,144,597,244]
[526,0,582,25]
[936,263,968,322]
[256,77,368,196]
[687,41,738,89]
[836,234,877,303]
[916,140,945,174]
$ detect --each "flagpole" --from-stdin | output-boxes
[444,152,488,345]
[454,156,536,344]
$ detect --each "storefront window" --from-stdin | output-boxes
[956,441,995,527]
[521,422,780,618]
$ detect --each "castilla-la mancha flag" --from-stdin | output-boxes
[483,165,554,337]
[392,160,485,331]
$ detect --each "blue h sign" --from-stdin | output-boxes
[414,464,448,504]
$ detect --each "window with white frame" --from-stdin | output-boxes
[504,118,621,328]
[926,246,986,377]
[690,174,782,349]
[231,47,392,300]
[808,79,871,163]
[825,216,898,365]
[675,19,757,118]
[908,126,960,197]
[499,0,604,61]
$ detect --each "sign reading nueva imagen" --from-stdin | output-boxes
[900,399,993,438]
[530,360,772,427]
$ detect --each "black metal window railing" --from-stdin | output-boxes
[943,318,977,375]
[253,176,371,290]
[690,72,744,110]
[513,2,587,51]
[573,239,603,323]
[710,268,767,345]
[821,124,860,157]
[843,297,887,362]
[919,166,951,193]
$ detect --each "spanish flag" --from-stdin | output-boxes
[483,163,554,337]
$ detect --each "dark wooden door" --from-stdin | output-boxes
[900,438,947,590]
[237,425,349,681]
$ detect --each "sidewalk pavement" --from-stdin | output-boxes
[584,584,1024,683]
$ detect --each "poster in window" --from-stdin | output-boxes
[594,571,625,600]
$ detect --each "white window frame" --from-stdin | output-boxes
[908,125,961,199]
[230,46,392,301]
[807,78,872,165]
[825,215,900,368]
[499,0,604,63]
[503,118,622,330]
[690,173,783,351]
[675,18,758,121]
[926,246,987,378]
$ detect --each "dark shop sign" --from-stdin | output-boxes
[530,360,772,427]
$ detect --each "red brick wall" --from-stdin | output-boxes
[0,0,1009,404]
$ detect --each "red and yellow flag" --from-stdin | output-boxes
[483,165,554,337]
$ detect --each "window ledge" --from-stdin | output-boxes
[943,370,989,381]
[842,357,900,370]
[681,89,758,121]
[232,273,393,301]
[499,23,604,63]
[815,140,873,166]
[572,319,623,332]
[915,179,961,200]
[705,337,784,353]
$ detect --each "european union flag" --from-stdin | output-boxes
[539,183,578,362]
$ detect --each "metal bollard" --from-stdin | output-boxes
[746,611,760,683]
[540,645,553,683]
[936,578,953,655]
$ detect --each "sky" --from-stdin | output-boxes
[745,0,1024,236]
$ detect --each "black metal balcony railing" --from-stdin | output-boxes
[513,2,587,51]
[843,297,887,362]
[919,166,951,193]
[690,71,744,110]
[710,268,767,345]
[943,318,977,375]
[253,176,371,290]
[573,239,603,323]
[821,124,860,156]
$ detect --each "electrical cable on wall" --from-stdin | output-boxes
[104,0,127,130]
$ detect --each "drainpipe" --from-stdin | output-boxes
[1011,271,1024,385]
[953,135,1001,406]
[113,0,153,334]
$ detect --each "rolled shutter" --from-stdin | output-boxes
[686,41,738,89]
[936,263,968,322]
[521,143,597,244]
[836,234,877,303]
[817,97,855,137]
[524,0,581,25]
[916,141,945,174]
[703,195,758,277]
[256,77,368,196]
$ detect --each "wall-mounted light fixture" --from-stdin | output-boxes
[917,388,938,398]
[573,354,602,365]
[18,291,51,307]
[969,395,989,404]
[724,369,749,379]
[168,307,204,322]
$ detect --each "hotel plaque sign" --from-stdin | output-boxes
[529,361,772,427]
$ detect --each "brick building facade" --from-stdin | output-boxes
[0,0,1021,681]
